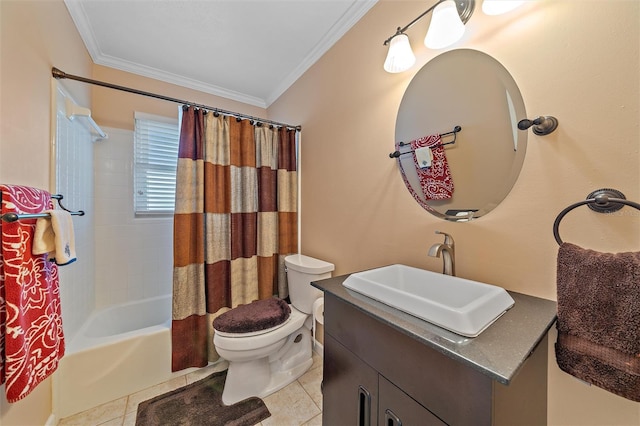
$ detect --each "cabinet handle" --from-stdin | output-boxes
[385,409,403,426]
[358,385,371,426]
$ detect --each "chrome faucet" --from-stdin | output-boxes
[428,231,455,276]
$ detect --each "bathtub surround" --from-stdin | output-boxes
[93,127,174,308]
[0,185,65,402]
[51,81,96,342]
[135,371,270,426]
[171,108,299,371]
[53,124,176,418]
[51,118,175,417]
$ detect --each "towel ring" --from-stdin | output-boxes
[553,188,640,245]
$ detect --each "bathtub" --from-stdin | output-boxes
[53,295,189,418]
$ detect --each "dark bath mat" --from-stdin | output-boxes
[135,371,270,426]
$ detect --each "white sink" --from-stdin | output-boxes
[342,264,515,337]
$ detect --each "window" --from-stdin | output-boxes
[134,112,180,215]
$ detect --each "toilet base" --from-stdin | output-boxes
[221,326,314,405]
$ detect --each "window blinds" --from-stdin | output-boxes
[134,112,180,215]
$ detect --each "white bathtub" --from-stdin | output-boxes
[54,295,187,418]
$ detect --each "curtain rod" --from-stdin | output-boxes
[51,67,301,131]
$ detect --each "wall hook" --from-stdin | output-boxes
[517,116,558,136]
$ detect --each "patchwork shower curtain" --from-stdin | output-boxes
[171,107,298,371]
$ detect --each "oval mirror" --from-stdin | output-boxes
[394,49,527,221]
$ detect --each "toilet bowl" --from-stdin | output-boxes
[213,254,334,405]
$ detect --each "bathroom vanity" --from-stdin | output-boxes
[313,273,557,426]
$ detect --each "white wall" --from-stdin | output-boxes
[53,82,96,341]
[93,127,173,308]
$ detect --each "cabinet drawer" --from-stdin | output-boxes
[379,376,447,426]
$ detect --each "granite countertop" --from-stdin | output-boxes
[312,273,558,385]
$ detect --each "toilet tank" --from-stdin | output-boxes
[285,254,334,314]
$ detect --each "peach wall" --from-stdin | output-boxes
[268,1,639,425]
[0,0,92,424]
[0,0,91,189]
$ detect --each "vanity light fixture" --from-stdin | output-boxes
[383,33,416,73]
[424,1,467,49]
[383,0,475,73]
[383,0,525,73]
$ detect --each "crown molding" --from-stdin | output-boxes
[95,53,268,108]
[64,0,378,108]
[265,0,378,106]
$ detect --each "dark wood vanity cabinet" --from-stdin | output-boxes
[324,334,446,426]
[323,334,379,426]
[378,375,447,426]
[322,293,548,426]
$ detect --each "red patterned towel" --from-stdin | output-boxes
[0,185,65,402]
[411,134,454,200]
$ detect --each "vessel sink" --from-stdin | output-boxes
[342,264,515,337]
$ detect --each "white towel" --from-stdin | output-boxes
[33,210,76,265]
[414,146,433,169]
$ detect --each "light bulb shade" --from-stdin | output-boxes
[384,33,416,73]
[482,0,524,15]
[424,0,466,49]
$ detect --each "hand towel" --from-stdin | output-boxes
[0,184,65,402]
[411,134,454,200]
[555,242,640,402]
[414,146,432,169]
[33,214,55,255]
[33,210,76,265]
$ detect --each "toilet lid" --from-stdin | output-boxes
[213,298,291,334]
[214,318,290,338]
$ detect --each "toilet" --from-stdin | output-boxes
[213,254,334,405]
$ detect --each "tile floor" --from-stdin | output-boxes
[57,353,323,426]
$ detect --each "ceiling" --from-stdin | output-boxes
[64,0,378,108]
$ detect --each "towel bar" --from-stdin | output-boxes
[553,188,640,245]
[0,193,84,223]
[389,126,461,158]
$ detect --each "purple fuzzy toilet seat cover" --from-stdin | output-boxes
[213,298,291,333]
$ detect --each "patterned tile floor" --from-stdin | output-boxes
[57,353,323,426]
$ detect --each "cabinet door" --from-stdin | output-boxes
[324,334,378,426]
[379,376,447,426]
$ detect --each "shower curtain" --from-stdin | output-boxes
[171,107,298,371]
